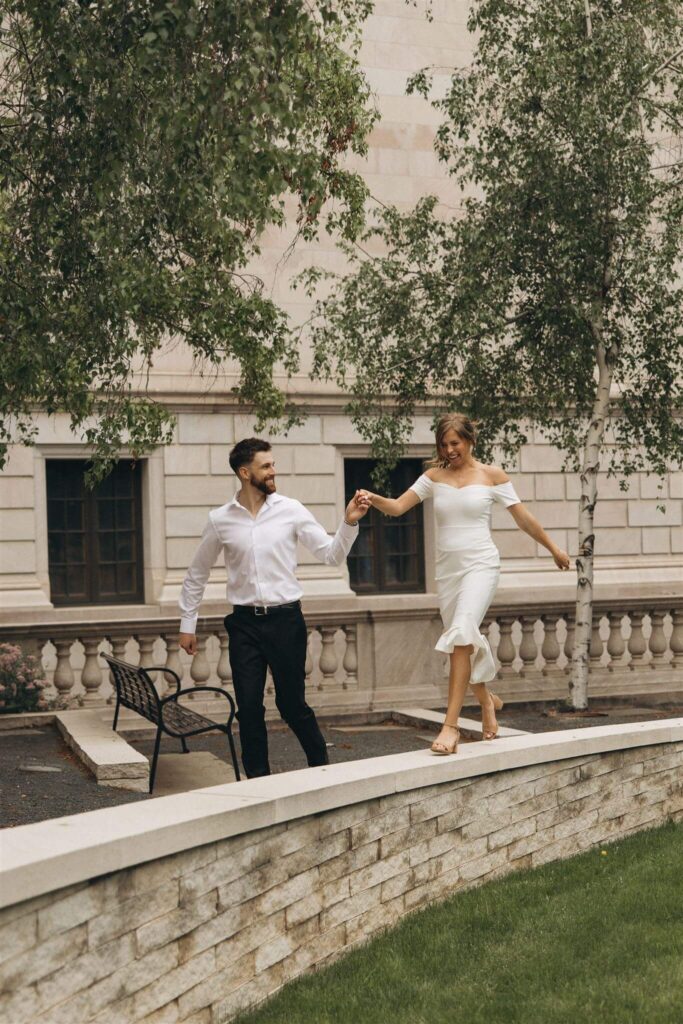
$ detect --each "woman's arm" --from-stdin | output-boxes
[508,504,571,569]
[358,488,421,518]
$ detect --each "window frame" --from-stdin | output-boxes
[45,459,145,607]
[344,457,426,596]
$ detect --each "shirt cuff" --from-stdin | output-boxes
[340,518,359,536]
[179,615,198,635]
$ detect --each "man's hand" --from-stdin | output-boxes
[552,548,571,571]
[179,632,197,655]
[344,490,371,525]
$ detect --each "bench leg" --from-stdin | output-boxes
[149,725,163,794]
[227,729,240,782]
[112,698,120,731]
[180,737,189,754]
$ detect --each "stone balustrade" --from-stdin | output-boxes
[1,596,681,716]
[0,612,365,714]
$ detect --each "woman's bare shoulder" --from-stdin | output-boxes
[423,467,440,480]
[482,464,511,485]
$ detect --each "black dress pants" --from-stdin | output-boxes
[223,604,329,778]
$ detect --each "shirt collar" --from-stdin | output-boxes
[229,490,285,511]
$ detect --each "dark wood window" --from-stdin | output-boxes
[344,459,426,595]
[46,460,144,606]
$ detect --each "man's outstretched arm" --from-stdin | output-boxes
[296,492,369,566]
[179,517,222,655]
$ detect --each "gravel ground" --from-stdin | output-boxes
[2,700,681,828]
[0,728,148,828]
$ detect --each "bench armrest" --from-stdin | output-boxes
[145,666,182,694]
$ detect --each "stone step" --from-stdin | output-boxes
[56,710,149,792]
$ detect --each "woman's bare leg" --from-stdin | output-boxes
[432,645,472,750]
[469,681,500,739]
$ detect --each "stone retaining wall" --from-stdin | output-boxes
[2,739,682,1024]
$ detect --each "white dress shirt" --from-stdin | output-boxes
[179,491,359,633]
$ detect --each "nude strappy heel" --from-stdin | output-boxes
[482,692,504,740]
[431,721,460,755]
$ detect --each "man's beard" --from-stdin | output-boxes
[251,474,276,496]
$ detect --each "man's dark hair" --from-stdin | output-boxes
[228,438,272,476]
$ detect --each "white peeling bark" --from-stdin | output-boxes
[569,335,614,709]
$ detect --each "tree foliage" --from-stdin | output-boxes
[304,0,683,484]
[0,0,376,473]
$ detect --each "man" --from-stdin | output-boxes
[178,437,369,778]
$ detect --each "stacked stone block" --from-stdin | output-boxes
[1,742,681,1024]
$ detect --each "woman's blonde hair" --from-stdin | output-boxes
[427,413,479,469]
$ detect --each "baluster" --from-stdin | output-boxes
[163,635,185,696]
[541,614,561,675]
[80,637,105,706]
[190,634,211,697]
[590,616,604,669]
[564,616,575,674]
[342,624,358,690]
[518,615,538,676]
[670,608,683,668]
[627,612,648,670]
[305,627,314,683]
[35,639,53,701]
[215,632,232,690]
[319,627,339,687]
[496,615,516,678]
[107,636,129,704]
[52,639,75,708]
[137,634,158,688]
[648,610,668,669]
[606,613,626,672]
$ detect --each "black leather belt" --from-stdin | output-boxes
[233,600,301,616]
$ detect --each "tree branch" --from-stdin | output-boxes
[584,0,593,39]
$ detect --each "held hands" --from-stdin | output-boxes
[355,488,374,508]
[345,489,371,525]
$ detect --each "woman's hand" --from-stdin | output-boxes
[552,547,571,570]
[345,490,371,525]
[355,488,375,507]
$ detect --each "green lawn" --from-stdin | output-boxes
[236,821,683,1024]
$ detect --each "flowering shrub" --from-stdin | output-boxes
[0,643,52,713]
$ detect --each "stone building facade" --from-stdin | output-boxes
[0,3,680,705]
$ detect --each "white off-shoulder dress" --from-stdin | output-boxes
[409,474,521,683]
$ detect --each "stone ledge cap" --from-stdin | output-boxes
[1,718,681,910]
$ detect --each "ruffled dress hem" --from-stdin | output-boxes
[434,616,496,683]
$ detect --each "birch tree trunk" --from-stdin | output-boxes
[569,334,615,709]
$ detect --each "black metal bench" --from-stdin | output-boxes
[102,654,240,793]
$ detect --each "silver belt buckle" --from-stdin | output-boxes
[254,605,267,616]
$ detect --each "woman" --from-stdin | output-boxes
[357,413,570,754]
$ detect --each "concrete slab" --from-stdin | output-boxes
[152,751,236,797]
[56,710,148,792]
